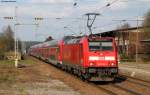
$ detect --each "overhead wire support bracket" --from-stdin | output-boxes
[0,0,17,2]
[85,13,100,35]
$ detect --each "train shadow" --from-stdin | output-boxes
[93,75,127,85]
[17,61,34,69]
[113,75,127,83]
[93,81,110,85]
[17,63,27,68]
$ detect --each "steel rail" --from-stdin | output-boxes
[110,84,142,95]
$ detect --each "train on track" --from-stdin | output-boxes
[29,35,118,81]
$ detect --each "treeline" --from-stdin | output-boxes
[143,8,150,39]
[0,25,14,59]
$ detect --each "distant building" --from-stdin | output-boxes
[94,26,150,61]
[140,39,150,61]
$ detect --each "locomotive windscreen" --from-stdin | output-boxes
[88,40,113,51]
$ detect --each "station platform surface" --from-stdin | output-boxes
[119,62,150,82]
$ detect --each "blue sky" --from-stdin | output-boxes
[0,0,150,41]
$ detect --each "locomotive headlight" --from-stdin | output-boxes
[105,56,115,61]
[59,61,62,64]
[111,62,115,66]
[109,62,116,66]
[90,62,95,66]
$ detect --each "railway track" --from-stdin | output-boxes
[111,75,150,95]
[32,57,150,95]
[90,75,150,95]
[91,83,142,95]
[90,83,117,95]
[120,75,150,87]
[116,75,150,89]
[109,84,142,95]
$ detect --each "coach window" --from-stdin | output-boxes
[56,48,59,53]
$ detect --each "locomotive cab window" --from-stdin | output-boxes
[88,40,113,51]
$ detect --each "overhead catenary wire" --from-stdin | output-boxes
[74,0,146,30]
[1,0,149,39]
[93,0,120,13]
[76,0,121,35]
[95,17,144,28]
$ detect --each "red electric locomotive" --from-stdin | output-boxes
[29,35,118,81]
[61,36,118,81]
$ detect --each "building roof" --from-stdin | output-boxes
[140,39,150,42]
[94,26,150,37]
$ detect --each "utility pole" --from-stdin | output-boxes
[85,13,100,35]
[136,17,139,63]
[64,26,77,36]
[34,23,39,41]
[14,10,39,68]
[14,6,18,68]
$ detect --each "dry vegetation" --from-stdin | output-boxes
[0,57,80,95]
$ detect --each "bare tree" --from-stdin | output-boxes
[143,9,150,40]
[141,9,150,61]
[0,25,14,53]
[3,25,14,51]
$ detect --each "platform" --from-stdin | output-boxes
[119,62,150,82]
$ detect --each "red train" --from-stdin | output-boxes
[29,35,118,81]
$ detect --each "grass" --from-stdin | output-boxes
[19,58,35,65]
[0,61,17,89]
[0,57,60,94]
[0,57,35,87]
[0,57,35,65]
[0,72,16,85]
[0,60,14,64]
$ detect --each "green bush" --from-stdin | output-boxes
[119,54,135,62]
[0,51,4,60]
